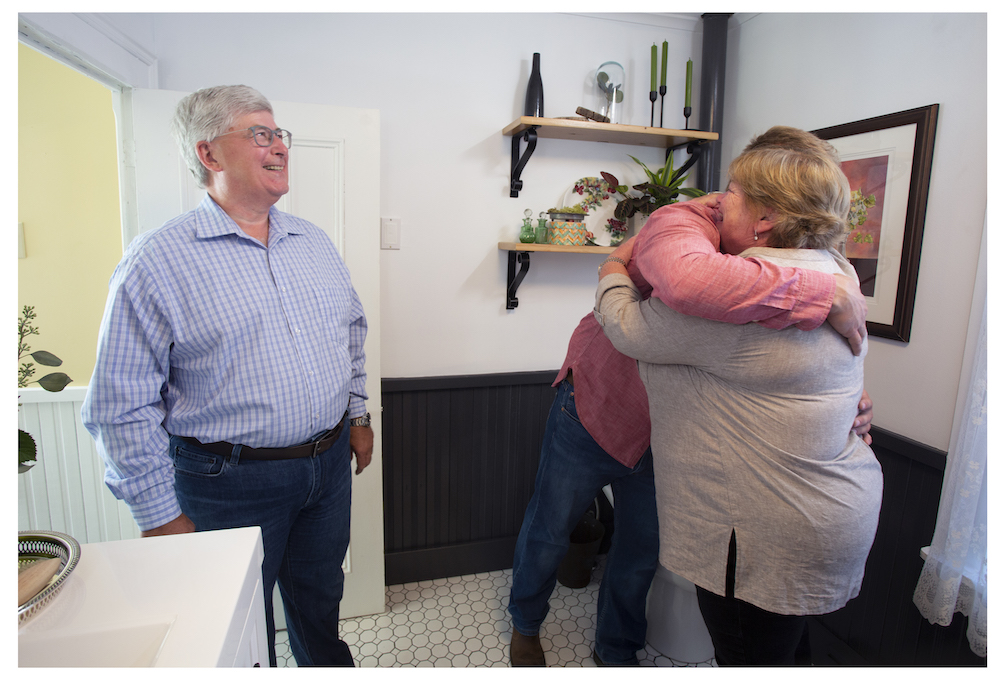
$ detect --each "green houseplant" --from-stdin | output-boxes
[18,306,72,473]
[601,152,706,221]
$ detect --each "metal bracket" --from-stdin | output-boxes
[506,251,531,309]
[669,139,708,178]
[509,126,538,197]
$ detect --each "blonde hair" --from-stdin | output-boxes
[728,145,851,250]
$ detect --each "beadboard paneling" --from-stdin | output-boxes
[381,372,557,584]
[18,386,140,544]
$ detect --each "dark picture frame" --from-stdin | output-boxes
[812,104,938,342]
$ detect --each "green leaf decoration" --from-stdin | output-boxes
[677,187,708,198]
[31,350,63,367]
[37,372,72,392]
[19,429,37,472]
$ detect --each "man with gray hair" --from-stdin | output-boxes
[83,85,372,667]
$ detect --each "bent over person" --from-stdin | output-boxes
[82,85,373,667]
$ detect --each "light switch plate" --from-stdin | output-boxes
[18,222,26,259]
[381,218,400,250]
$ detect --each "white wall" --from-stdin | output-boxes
[21,11,706,375]
[20,12,988,452]
[720,13,987,451]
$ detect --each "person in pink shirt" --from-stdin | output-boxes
[507,127,873,667]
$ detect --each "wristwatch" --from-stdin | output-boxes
[350,412,372,428]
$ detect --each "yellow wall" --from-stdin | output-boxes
[18,43,122,388]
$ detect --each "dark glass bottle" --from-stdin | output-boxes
[523,53,544,117]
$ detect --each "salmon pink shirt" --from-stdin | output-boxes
[555,202,835,468]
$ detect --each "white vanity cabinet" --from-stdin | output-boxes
[19,526,268,667]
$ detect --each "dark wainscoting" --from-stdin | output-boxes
[381,371,557,585]
[381,373,985,666]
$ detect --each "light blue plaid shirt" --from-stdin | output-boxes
[82,196,368,531]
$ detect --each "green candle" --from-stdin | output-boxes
[650,44,657,92]
[685,59,693,107]
[660,41,668,87]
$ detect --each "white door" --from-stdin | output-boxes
[123,89,385,620]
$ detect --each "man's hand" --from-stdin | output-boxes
[687,191,721,209]
[350,425,374,475]
[141,512,196,537]
[829,274,868,356]
[853,389,874,445]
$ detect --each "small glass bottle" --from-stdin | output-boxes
[535,212,548,244]
[519,209,536,243]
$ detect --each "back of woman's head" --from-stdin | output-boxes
[729,146,851,250]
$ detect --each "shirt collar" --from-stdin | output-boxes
[195,195,307,243]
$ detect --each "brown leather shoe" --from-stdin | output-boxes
[510,628,546,666]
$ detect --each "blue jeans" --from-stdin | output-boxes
[170,421,354,668]
[508,380,659,665]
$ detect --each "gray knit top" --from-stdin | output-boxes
[596,247,883,616]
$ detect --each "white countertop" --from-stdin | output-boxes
[19,526,266,667]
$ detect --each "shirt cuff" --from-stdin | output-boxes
[793,269,836,331]
[128,488,184,533]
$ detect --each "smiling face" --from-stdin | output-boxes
[201,111,289,212]
[716,181,768,254]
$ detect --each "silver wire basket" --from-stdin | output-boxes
[18,530,82,626]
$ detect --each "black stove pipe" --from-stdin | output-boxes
[696,13,733,192]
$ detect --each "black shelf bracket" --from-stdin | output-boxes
[506,251,531,309]
[509,126,538,197]
[668,139,709,178]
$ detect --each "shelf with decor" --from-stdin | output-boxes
[502,116,718,197]
[499,241,616,310]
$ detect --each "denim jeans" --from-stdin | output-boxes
[508,380,659,665]
[169,420,354,668]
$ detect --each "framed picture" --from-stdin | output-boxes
[812,104,939,342]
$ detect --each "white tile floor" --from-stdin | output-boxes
[274,556,716,668]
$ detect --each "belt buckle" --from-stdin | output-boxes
[310,426,336,457]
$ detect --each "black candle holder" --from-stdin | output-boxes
[684,105,692,130]
[649,90,657,127]
[658,85,666,128]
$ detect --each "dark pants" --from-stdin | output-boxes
[508,380,659,665]
[170,422,354,667]
[696,531,809,666]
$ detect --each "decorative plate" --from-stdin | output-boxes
[18,530,81,626]
[558,177,620,247]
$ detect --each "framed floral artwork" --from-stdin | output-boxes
[812,104,939,342]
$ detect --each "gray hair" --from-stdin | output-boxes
[171,85,273,188]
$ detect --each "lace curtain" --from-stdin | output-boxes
[912,294,987,657]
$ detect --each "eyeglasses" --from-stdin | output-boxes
[213,125,292,149]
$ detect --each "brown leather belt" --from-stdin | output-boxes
[565,369,574,386]
[180,412,348,462]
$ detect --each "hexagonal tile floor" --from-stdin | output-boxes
[273,558,716,667]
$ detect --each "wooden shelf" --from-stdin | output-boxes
[502,116,718,148]
[499,241,615,309]
[498,241,615,255]
[499,116,715,308]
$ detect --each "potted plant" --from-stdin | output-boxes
[544,201,590,246]
[546,202,588,223]
[18,306,72,473]
[601,152,707,225]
